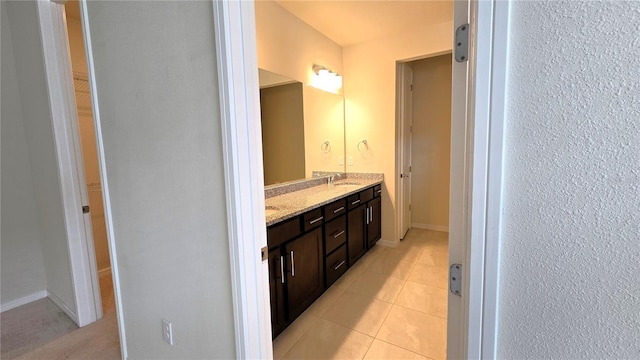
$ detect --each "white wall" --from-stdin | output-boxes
[343,20,452,243]
[84,1,235,358]
[0,1,47,309]
[2,1,76,313]
[498,1,640,357]
[255,0,342,88]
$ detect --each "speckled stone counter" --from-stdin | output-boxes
[265,173,383,227]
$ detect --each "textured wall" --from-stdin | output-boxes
[84,1,235,357]
[499,1,640,357]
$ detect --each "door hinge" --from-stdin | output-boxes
[450,264,462,296]
[408,204,411,211]
[455,23,469,63]
[410,84,413,91]
[261,246,268,262]
[82,205,90,214]
[409,166,412,173]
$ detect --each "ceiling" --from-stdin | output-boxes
[65,1,453,48]
[274,0,453,47]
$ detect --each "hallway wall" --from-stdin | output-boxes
[0,1,47,309]
[83,1,236,357]
[1,1,76,315]
[410,55,452,230]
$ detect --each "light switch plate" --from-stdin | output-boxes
[162,318,174,346]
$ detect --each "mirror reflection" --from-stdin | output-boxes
[259,68,345,186]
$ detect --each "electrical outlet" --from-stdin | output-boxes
[338,156,344,166]
[348,156,354,166]
[162,318,174,346]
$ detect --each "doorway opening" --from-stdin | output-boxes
[397,54,453,239]
[65,0,115,317]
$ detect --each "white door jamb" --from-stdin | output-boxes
[212,1,274,358]
[450,0,510,358]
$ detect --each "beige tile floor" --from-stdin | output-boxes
[273,228,449,360]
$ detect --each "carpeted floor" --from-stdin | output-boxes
[1,272,120,360]
[0,298,79,359]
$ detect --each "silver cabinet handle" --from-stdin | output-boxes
[333,230,345,238]
[351,199,360,205]
[309,216,323,225]
[370,206,373,222]
[377,190,382,194]
[333,260,346,271]
[290,251,295,277]
[333,206,345,214]
[280,255,285,284]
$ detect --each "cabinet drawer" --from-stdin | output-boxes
[324,199,347,222]
[267,216,301,249]
[303,208,324,232]
[325,245,348,287]
[324,215,347,254]
[347,194,362,211]
[373,184,382,197]
[360,188,374,203]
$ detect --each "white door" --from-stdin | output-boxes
[399,64,413,239]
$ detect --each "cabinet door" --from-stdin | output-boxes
[268,249,286,337]
[348,205,366,265]
[367,196,382,248]
[285,228,324,320]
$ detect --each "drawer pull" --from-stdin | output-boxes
[290,251,295,277]
[333,230,345,238]
[333,206,345,214]
[377,190,382,194]
[309,216,323,225]
[351,199,360,205]
[333,260,346,271]
[280,256,285,284]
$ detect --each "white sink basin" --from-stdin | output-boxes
[265,206,280,216]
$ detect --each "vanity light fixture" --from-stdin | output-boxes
[311,64,342,92]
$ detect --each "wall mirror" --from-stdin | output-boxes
[259,68,345,186]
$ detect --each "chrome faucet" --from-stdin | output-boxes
[328,173,343,185]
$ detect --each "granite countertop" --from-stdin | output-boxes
[265,176,383,227]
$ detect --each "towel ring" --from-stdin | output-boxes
[357,139,369,152]
[321,141,331,153]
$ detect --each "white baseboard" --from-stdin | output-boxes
[47,290,79,325]
[98,267,112,277]
[0,290,48,313]
[375,238,398,248]
[412,223,449,232]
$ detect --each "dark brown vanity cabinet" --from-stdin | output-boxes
[267,218,323,338]
[267,184,382,338]
[347,186,382,264]
[366,196,382,248]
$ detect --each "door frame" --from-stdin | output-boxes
[448,0,510,358]
[395,62,413,241]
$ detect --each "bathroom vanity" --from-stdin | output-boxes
[265,175,383,337]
